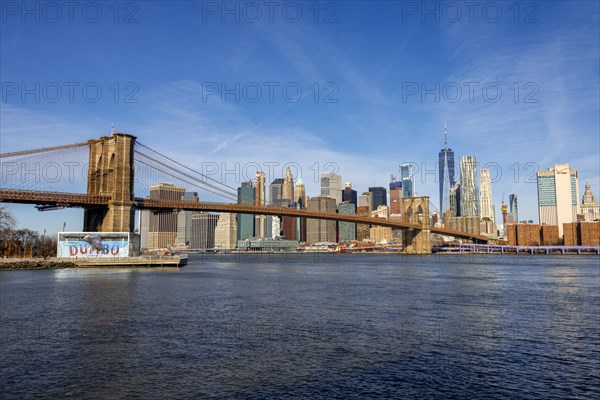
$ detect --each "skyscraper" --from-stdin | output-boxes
[321,173,342,204]
[438,124,456,214]
[282,167,294,204]
[479,168,494,223]
[389,181,403,215]
[581,181,600,221]
[176,191,199,248]
[295,177,306,207]
[368,187,387,210]
[337,201,356,242]
[342,182,357,206]
[269,178,285,206]
[449,183,461,217]
[306,196,337,244]
[237,181,255,240]
[359,192,372,211]
[400,163,414,197]
[214,213,237,249]
[148,183,185,250]
[459,156,479,217]
[255,171,266,237]
[537,164,580,237]
[509,194,519,222]
[190,213,219,250]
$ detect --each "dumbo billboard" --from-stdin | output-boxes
[57,232,140,258]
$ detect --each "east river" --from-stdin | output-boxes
[1,254,599,399]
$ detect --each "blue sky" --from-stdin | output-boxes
[1,1,599,234]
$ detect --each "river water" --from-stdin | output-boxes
[1,254,599,399]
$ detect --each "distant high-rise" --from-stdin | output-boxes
[176,191,199,248]
[581,181,600,222]
[438,123,455,214]
[449,183,461,217]
[190,213,219,250]
[479,168,494,223]
[255,171,266,237]
[509,194,519,222]
[368,187,387,210]
[269,178,285,206]
[400,163,414,197]
[459,156,479,217]
[338,201,356,242]
[359,192,372,211]
[389,181,403,215]
[306,196,337,244]
[537,164,580,237]
[282,167,294,204]
[342,182,357,206]
[295,177,306,207]
[148,183,185,250]
[321,173,342,204]
[237,181,255,240]
[215,213,237,249]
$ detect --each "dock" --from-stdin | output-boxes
[71,255,188,267]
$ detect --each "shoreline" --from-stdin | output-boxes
[0,255,187,270]
[2,248,598,270]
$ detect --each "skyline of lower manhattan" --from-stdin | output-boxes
[1,129,599,237]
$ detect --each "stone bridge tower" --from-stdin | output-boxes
[400,196,432,254]
[83,133,136,232]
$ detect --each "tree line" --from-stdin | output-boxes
[0,206,57,258]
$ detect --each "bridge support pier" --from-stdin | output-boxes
[400,196,432,254]
[402,228,432,254]
[83,133,136,232]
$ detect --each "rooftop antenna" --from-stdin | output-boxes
[444,122,448,148]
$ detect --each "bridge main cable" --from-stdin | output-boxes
[136,142,241,194]
[0,142,89,158]
[134,157,239,202]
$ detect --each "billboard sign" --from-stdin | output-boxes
[57,232,137,258]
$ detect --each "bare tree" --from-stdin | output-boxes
[0,206,17,232]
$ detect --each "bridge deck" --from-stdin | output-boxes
[0,188,489,242]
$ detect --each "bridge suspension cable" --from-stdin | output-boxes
[134,156,239,202]
[0,142,88,159]
[136,142,240,192]
[134,142,271,207]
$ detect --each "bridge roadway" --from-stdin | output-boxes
[0,189,489,243]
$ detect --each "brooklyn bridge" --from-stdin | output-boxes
[0,132,489,253]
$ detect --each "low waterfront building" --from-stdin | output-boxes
[563,221,600,246]
[237,237,299,251]
[507,223,561,246]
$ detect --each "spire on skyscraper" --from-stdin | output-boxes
[444,122,447,148]
[438,123,455,216]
